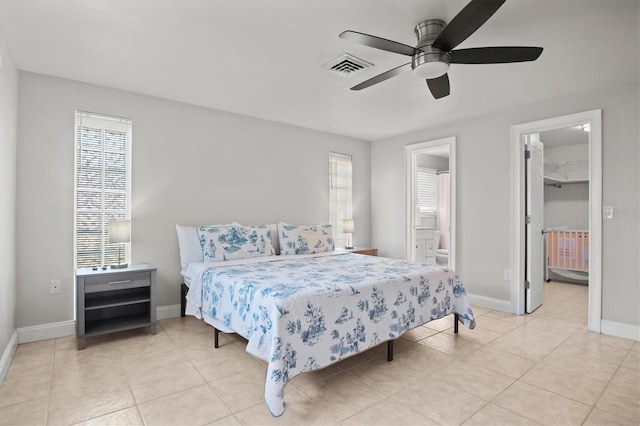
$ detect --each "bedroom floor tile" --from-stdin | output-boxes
[341,397,438,425]
[461,346,535,379]
[393,379,486,425]
[128,360,205,404]
[462,403,538,425]
[234,388,336,425]
[493,381,591,425]
[207,365,266,413]
[435,361,515,402]
[47,377,136,425]
[0,370,50,408]
[443,323,502,345]
[0,397,48,426]
[520,363,609,405]
[417,330,482,356]
[138,384,231,425]
[2,281,638,426]
[71,406,144,426]
[294,372,386,422]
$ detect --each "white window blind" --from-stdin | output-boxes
[74,111,132,268]
[329,152,353,248]
[416,167,437,214]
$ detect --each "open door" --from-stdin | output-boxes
[526,134,544,313]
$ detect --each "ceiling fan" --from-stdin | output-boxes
[339,0,543,99]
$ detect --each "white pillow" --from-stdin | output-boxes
[278,223,335,255]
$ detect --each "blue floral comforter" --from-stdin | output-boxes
[185,252,475,416]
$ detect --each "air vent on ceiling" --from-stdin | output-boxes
[324,53,373,77]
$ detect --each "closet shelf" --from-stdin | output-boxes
[544,176,589,186]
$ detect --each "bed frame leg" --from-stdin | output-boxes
[214,328,219,348]
[454,313,459,334]
[387,340,394,361]
[180,283,188,317]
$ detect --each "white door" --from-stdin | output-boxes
[526,134,544,312]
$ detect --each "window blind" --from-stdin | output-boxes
[416,167,437,214]
[74,112,132,268]
[329,152,353,248]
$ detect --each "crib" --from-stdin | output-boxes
[545,229,589,282]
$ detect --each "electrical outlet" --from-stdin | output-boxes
[603,205,614,219]
[50,280,61,294]
[503,269,512,281]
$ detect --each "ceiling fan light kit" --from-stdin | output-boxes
[338,0,543,99]
[412,19,450,79]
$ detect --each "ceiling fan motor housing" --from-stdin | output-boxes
[412,19,450,78]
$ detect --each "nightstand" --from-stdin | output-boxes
[75,264,157,350]
[341,247,378,256]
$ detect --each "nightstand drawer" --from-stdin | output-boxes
[85,271,150,293]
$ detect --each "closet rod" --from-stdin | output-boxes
[436,170,450,175]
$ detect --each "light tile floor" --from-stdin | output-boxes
[1,281,638,425]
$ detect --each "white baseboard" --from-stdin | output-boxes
[18,320,75,344]
[157,304,181,320]
[14,305,182,347]
[0,329,18,385]
[467,293,511,313]
[601,319,640,342]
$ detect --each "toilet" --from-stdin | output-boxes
[434,231,449,266]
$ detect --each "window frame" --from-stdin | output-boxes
[329,152,353,248]
[73,111,132,268]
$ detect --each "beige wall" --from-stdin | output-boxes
[16,71,371,327]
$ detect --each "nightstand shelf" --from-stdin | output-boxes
[85,288,150,310]
[76,264,156,349]
[85,314,152,336]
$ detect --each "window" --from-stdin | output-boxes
[416,167,437,214]
[74,112,132,268]
[329,152,353,248]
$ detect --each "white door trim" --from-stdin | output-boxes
[510,110,602,332]
[405,137,456,269]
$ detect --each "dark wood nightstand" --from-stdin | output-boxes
[341,247,378,256]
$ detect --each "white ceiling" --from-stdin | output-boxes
[540,126,589,149]
[1,0,638,141]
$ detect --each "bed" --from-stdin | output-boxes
[178,222,476,417]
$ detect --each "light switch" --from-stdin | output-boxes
[603,205,613,219]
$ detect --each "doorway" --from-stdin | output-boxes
[405,137,456,269]
[510,110,602,332]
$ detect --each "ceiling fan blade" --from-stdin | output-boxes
[450,46,543,64]
[339,30,415,56]
[433,0,506,51]
[427,74,450,99]
[350,63,411,91]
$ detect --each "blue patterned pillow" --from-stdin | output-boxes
[222,223,275,260]
[278,223,335,255]
[196,225,228,263]
[196,223,276,263]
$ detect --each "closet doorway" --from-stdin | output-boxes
[405,137,456,269]
[510,110,602,332]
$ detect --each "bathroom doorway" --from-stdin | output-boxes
[405,137,456,269]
